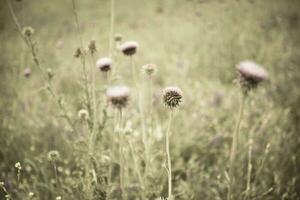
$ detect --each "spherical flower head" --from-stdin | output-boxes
[142,64,157,76]
[47,150,60,162]
[162,86,183,108]
[78,109,89,120]
[120,41,139,56]
[96,57,112,72]
[22,26,34,37]
[236,60,268,93]
[106,86,130,110]
[23,68,31,78]
[88,39,97,54]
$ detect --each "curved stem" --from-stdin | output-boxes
[166,110,173,199]
[227,92,247,200]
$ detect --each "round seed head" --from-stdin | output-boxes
[142,64,157,76]
[22,26,34,37]
[78,109,89,120]
[120,41,139,56]
[106,86,130,110]
[162,86,183,108]
[23,68,31,78]
[236,61,269,92]
[47,150,60,162]
[96,57,112,72]
[88,39,97,54]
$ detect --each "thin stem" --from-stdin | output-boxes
[71,0,83,47]
[130,56,147,177]
[109,0,115,58]
[166,110,173,199]
[227,92,247,200]
[245,130,253,199]
[118,109,125,200]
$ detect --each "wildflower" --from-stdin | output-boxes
[88,39,97,54]
[15,162,22,170]
[120,41,139,56]
[78,109,89,120]
[47,150,60,162]
[23,68,31,78]
[142,64,157,76]
[106,86,130,110]
[162,86,183,108]
[28,192,34,197]
[236,61,268,93]
[22,26,34,37]
[56,196,62,200]
[96,57,112,72]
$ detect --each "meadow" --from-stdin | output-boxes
[0,0,300,199]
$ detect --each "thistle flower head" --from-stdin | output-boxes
[106,86,130,110]
[120,41,139,56]
[236,61,268,93]
[96,57,112,72]
[142,64,157,76]
[78,109,89,120]
[88,39,97,54]
[23,68,31,78]
[22,26,34,37]
[162,86,183,108]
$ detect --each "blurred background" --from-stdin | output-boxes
[0,0,300,199]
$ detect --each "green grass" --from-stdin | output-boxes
[1,0,300,199]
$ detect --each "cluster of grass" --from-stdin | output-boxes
[0,0,300,199]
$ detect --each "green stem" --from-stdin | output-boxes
[227,92,247,200]
[245,130,253,199]
[166,110,173,199]
[118,109,125,199]
[109,0,115,58]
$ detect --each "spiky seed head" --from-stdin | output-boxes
[114,33,123,42]
[142,64,157,76]
[88,39,97,54]
[120,41,139,56]
[162,86,183,108]
[236,61,268,93]
[106,86,130,110]
[78,109,89,120]
[47,150,60,162]
[23,68,31,78]
[96,57,112,72]
[22,26,34,37]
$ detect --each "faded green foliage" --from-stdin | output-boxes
[0,0,300,199]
